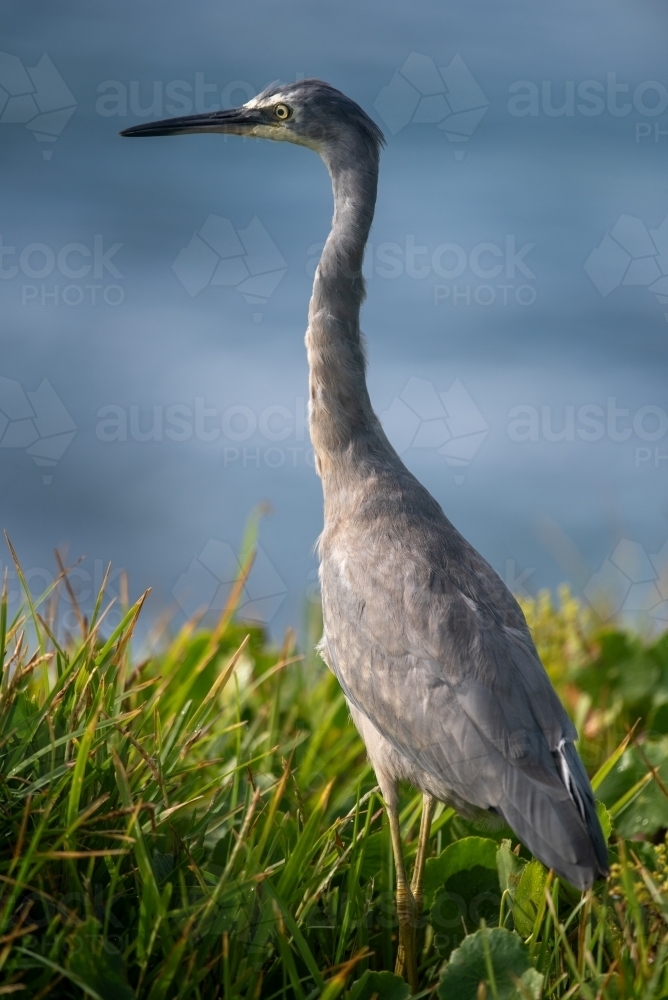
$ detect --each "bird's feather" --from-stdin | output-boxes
[320,459,608,888]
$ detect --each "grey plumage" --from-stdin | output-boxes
[121,78,608,897]
[317,449,607,889]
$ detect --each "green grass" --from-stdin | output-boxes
[1,541,668,999]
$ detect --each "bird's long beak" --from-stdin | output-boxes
[120,106,263,138]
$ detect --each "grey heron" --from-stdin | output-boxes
[121,79,608,991]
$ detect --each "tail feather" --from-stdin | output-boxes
[559,740,609,875]
[494,742,608,890]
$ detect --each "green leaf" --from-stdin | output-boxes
[438,926,543,1000]
[648,701,668,734]
[111,748,164,927]
[596,800,612,843]
[67,918,135,1000]
[512,860,547,938]
[15,761,74,798]
[146,918,194,1000]
[427,838,501,959]
[348,969,410,1000]
[263,882,325,993]
[597,737,668,837]
[151,851,174,883]
[239,502,268,566]
[496,839,526,900]
[276,779,333,902]
[8,712,138,777]
[357,829,384,880]
[591,731,635,791]
[66,687,103,848]
[424,836,498,910]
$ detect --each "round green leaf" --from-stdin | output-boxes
[424,836,498,909]
[427,838,502,959]
[348,970,411,1000]
[438,926,542,1000]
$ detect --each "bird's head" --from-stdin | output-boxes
[120,78,384,164]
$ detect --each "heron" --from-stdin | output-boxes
[121,79,608,991]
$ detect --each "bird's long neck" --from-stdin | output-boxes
[306,142,381,476]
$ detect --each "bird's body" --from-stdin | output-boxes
[122,77,608,989]
[317,450,602,887]
[293,77,607,890]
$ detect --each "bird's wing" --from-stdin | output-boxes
[321,509,607,886]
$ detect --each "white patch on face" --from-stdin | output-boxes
[244,91,290,111]
[250,124,292,143]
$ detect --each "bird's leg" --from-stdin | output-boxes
[387,801,418,993]
[411,794,435,910]
[395,794,435,983]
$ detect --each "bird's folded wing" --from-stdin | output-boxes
[324,597,575,810]
[322,551,607,883]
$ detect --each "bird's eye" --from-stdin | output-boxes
[274,103,292,121]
